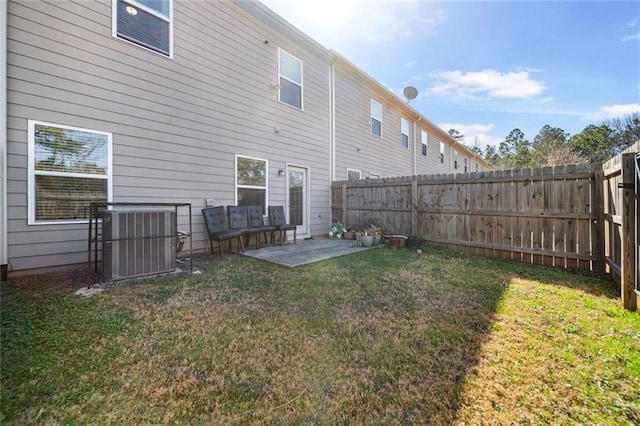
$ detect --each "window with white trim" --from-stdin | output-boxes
[28,121,112,224]
[421,130,428,156]
[464,157,468,173]
[347,169,361,181]
[439,142,445,163]
[278,49,303,109]
[113,0,172,57]
[476,163,479,172]
[371,100,382,137]
[453,150,458,170]
[236,155,268,212]
[401,118,409,149]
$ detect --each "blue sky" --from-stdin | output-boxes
[260,0,640,150]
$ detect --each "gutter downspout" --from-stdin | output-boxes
[329,57,337,225]
[1,0,8,281]
[414,116,423,175]
[330,60,336,182]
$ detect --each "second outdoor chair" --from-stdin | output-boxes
[202,206,245,259]
[227,205,265,249]
[268,205,297,245]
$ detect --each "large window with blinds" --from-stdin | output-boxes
[113,0,172,57]
[28,121,112,224]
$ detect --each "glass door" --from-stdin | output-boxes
[287,166,307,236]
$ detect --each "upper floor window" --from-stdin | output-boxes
[28,121,112,224]
[464,157,468,173]
[401,118,409,149]
[453,150,459,170]
[476,163,479,172]
[113,0,173,57]
[279,49,303,109]
[371,100,382,137]
[236,155,268,212]
[421,130,428,156]
[347,169,361,181]
[439,142,445,163]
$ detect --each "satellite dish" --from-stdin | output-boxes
[403,86,418,103]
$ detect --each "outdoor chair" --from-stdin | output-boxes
[247,205,276,247]
[202,206,245,259]
[227,205,265,249]
[268,205,297,245]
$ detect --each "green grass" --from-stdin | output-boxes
[1,247,638,424]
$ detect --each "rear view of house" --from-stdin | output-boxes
[0,0,492,278]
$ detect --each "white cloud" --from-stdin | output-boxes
[438,122,501,148]
[622,16,640,42]
[584,103,640,120]
[429,69,547,100]
[622,32,640,42]
[260,0,446,50]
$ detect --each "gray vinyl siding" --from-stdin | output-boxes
[333,62,414,179]
[7,0,331,272]
[332,57,492,180]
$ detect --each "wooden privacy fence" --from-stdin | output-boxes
[332,150,640,310]
[332,163,600,269]
[601,142,639,311]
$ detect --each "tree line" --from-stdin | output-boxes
[449,112,639,169]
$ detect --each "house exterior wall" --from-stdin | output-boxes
[333,60,414,179]
[6,0,332,272]
[3,0,493,275]
[332,54,491,180]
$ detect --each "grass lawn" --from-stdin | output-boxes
[1,247,638,425]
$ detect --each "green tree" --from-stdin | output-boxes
[569,124,614,163]
[468,145,483,156]
[531,125,568,167]
[483,145,500,167]
[499,128,532,169]
[447,129,464,141]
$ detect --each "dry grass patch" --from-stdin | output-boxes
[1,247,637,425]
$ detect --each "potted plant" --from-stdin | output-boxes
[343,228,356,240]
[360,224,382,247]
[366,224,382,245]
[330,221,346,239]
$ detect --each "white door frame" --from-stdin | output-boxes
[286,164,309,237]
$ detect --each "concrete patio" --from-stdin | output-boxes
[241,237,378,267]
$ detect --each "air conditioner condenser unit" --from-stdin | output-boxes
[102,210,177,281]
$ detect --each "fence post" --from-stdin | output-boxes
[341,182,347,225]
[411,176,418,237]
[621,154,637,311]
[594,168,605,273]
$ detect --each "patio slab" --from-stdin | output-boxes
[241,237,377,267]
